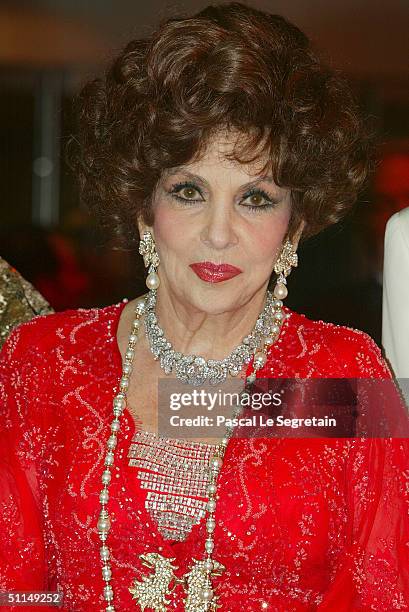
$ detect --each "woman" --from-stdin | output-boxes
[0,3,407,611]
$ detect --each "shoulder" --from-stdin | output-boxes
[385,206,409,245]
[0,257,54,349]
[383,207,409,295]
[0,301,125,364]
[281,307,392,378]
[285,307,382,355]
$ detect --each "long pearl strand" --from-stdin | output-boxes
[97,293,285,610]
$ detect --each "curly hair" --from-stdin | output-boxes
[68,2,375,247]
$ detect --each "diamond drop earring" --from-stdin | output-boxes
[273,240,298,300]
[139,230,160,290]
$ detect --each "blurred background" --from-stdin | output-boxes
[1,0,408,344]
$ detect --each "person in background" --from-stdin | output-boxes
[0,256,53,348]
[382,206,409,402]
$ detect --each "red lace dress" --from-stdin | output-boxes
[0,301,408,611]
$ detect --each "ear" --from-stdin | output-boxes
[137,216,153,241]
[292,220,305,250]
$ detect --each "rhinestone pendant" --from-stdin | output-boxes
[184,557,225,611]
[129,552,178,611]
[129,552,225,611]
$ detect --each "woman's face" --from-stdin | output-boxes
[139,131,294,314]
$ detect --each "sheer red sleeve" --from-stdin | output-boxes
[0,324,57,611]
[318,331,409,611]
[317,437,409,611]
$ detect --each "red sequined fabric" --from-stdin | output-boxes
[0,302,408,611]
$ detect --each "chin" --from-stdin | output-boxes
[184,284,247,313]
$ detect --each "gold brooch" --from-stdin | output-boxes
[129,551,225,610]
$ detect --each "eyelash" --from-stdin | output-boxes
[168,181,278,212]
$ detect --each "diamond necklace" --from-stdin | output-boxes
[97,291,285,610]
[144,288,281,385]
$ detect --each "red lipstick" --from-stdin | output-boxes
[189,262,243,283]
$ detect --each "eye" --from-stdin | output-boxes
[168,181,278,212]
[241,188,278,212]
[169,181,204,203]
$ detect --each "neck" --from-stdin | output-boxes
[151,283,269,361]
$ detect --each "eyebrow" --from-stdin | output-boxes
[163,168,279,190]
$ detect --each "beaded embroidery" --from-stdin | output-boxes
[0,301,407,611]
[128,430,218,542]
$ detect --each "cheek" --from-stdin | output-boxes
[152,207,191,254]
[246,210,291,264]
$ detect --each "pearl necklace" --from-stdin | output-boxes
[97,292,285,611]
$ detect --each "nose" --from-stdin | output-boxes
[200,202,239,251]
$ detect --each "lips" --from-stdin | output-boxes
[189,262,243,283]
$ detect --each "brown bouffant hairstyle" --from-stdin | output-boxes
[69,2,374,248]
